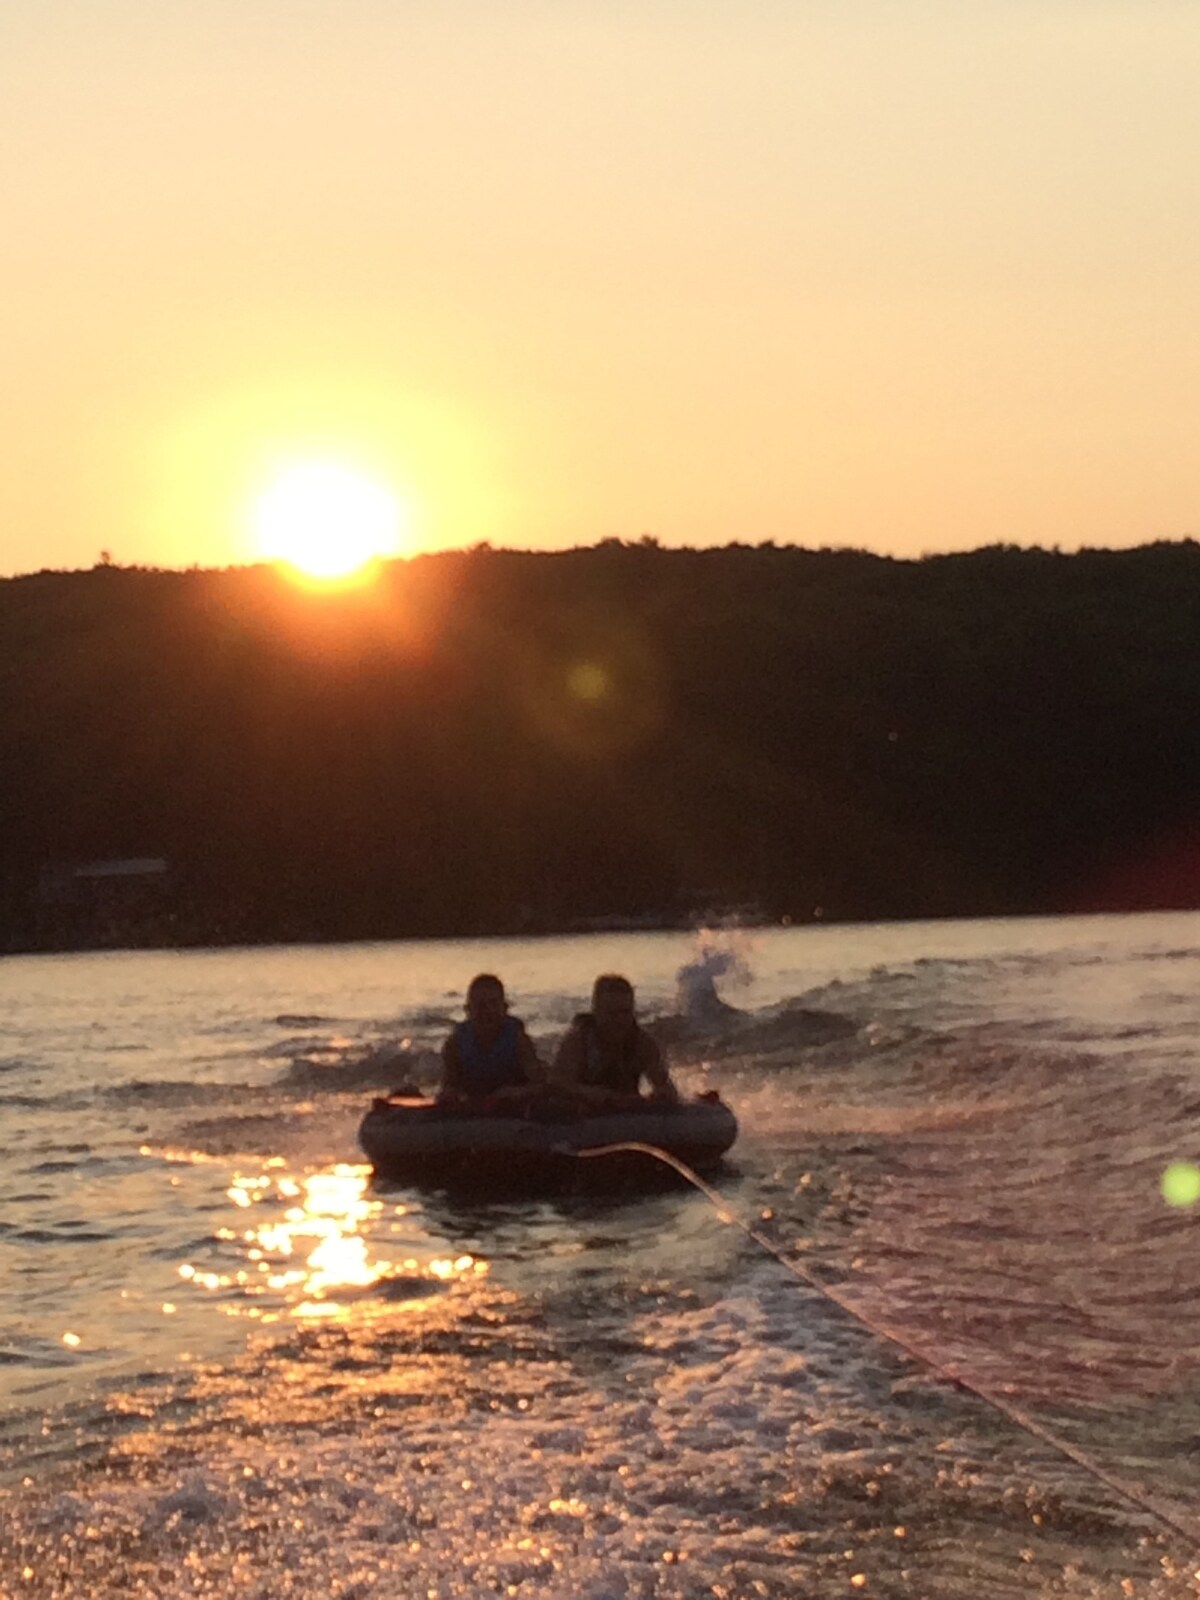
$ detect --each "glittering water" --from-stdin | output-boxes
[1,917,1199,1597]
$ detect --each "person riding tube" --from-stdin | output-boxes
[551,973,679,1106]
[439,974,543,1103]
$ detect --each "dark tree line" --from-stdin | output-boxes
[2,538,1199,951]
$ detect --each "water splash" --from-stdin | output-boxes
[674,930,753,1027]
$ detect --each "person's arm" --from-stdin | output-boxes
[550,1023,608,1102]
[488,1021,542,1101]
[640,1034,679,1102]
[438,1032,463,1099]
[551,1023,584,1086]
[516,1022,544,1085]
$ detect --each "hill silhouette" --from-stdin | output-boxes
[3,539,1199,951]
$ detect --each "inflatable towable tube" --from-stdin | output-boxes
[357,1089,738,1192]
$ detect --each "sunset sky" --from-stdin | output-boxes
[4,0,1199,577]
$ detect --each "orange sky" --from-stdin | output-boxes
[3,1,1199,576]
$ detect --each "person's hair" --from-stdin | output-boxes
[591,973,634,1007]
[466,972,505,1001]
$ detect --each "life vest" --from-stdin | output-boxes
[574,1013,645,1095]
[453,1016,526,1095]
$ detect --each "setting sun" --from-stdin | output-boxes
[251,461,405,579]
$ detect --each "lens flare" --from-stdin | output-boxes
[1161,1161,1200,1207]
[567,662,610,702]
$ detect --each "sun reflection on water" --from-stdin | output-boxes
[175,1161,487,1323]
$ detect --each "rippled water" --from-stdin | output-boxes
[2,916,1199,1597]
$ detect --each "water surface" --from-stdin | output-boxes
[2,916,1199,1596]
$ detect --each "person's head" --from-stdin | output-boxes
[465,973,508,1037]
[591,973,637,1043]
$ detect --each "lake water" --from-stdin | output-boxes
[1,915,1199,1596]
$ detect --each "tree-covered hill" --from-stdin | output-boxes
[2,539,1199,950]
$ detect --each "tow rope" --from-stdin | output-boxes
[572,1140,1200,1555]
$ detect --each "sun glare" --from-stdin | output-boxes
[251,460,405,579]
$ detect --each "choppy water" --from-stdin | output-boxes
[1,916,1199,1597]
